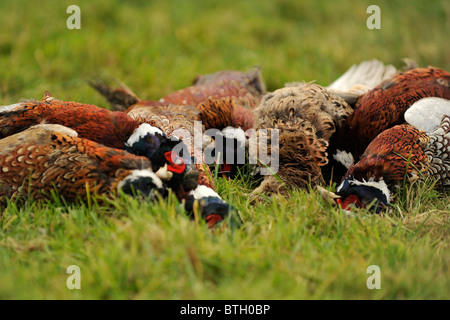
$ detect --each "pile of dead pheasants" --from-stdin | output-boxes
[1,59,449,226]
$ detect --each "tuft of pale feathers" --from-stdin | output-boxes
[327,59,397,105]
[254,82,353,141]
[328,59,397,92]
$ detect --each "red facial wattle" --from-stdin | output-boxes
[222,163,232,172]
[205,214,224,228]
[337,195,363,211]
[164,151,186,174]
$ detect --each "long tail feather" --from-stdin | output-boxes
[88,77,140,111]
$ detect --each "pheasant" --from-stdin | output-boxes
[240,60,400,197]
[162,67,265,112]
[328,103,450,213]
[0,94,182,166]
[0,96,234,227]
[90,68,266,178]
[0,94,193,201]
[326,66,450,184]
[90,68,263,226]
[89,68,265,130]
[119,102,239,227]
[249,82,354,196]
[0,124,166,205]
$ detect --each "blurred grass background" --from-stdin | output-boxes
[0,0,448,105]
[0,0,449,300]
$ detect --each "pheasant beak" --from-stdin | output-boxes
[164,151,186,174]
[156,164,173,181]
[336,195,363,211]
[316,186,341,206]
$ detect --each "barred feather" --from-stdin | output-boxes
[251,82,351,196]
[0,99,139,149]
[0,125,160,204]
[425,115,450,186]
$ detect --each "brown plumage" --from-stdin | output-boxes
[251,82,353,196]
[192,68,266,92]
[325,66,450,184]
[345,124,431,184]
[126,100,201,135]
[0,94,197,202]
[0,124,165,205]
[126,103,240,227]
[254,82,353,140]
[250,120,328,196]
[126,100,214,190]
[0,95,139,150]
[0,93,235,227]
[125,97,253,132]
[197,97,255,131]
[90,71,252,226]
[90,68,265,131]
[332,67,450,160]
[162,67,266,111]
[335,115,450,212]
[88,78,140,111]
[90,68,267,186]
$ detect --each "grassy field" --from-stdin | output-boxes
[0,0,449,300]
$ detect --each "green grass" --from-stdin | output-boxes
[0,0,449,300]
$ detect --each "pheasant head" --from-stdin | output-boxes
[184,185,240,229]
[333,116,449,213]
[204,126,249,178]
[125,123,187,174]
[335,177,392,213]
[118,169,168,200]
